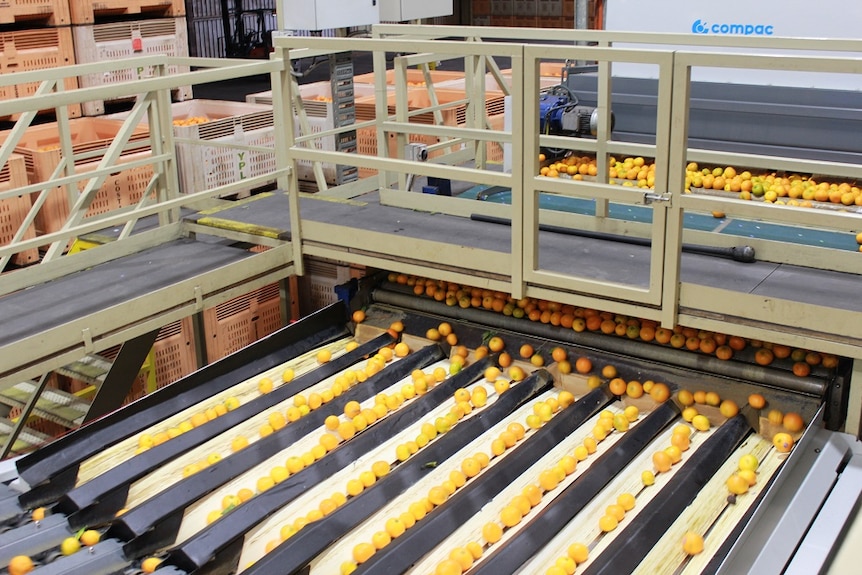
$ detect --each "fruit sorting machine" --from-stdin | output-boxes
[0,278,858,575]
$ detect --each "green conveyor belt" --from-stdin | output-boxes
[469,187,859,252]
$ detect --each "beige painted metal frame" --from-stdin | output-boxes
[275,26,862,433]
[0,56,295,447]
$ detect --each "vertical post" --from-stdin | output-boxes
[513,46,531,302]
[272,43,305,276]
[661,53,689,329]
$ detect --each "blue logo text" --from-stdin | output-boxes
[691,19,774,36]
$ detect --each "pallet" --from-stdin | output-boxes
[69,0,186,25]
[0,26,82,120]
[72,17,192,116]
[0,0,71,26]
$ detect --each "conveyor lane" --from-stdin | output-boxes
[184,191,862,315]
[17,304,351,505]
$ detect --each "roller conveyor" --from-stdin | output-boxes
[0,293,855,575]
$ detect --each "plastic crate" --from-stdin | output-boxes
[152,316,197,389]
[0,27,81,119]
[73,18,192,116]
[0,154,39,266]
[354,87,506,125]
[354,87,506,176]
[108,99,278,197]
[203,283,284,363]
[0,118,153,237]
[248,82,376,184]
[353,69,464,87]
[70,0,185,24]
[0,0,70,25]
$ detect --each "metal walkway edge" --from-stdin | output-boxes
[0,238,295,391]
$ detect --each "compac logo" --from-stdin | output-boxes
[691,19,774,36]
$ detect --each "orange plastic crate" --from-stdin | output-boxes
[152,317,197,389]
[353,69,464,87]
[0,0,71,25]
[0,154,39,266]
[203,283,285,363]
[355,87,506,125]
[69,0,185,24]
[0,118,153,237]
[0,27,81,119]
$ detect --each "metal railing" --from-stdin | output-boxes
[273,26,862,353]
[0,55,287,287]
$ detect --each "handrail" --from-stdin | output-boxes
[0,56,289,280]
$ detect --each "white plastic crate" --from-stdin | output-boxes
[248,82,377,184]
[106,99,277,197]
[73,17,192,116]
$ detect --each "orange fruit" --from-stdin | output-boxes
[371,530,391,550]
[792,362,811,377]
[519,344,534,359]
[500,505,523,527]
[705,391,721,407]
[726,474,749,495]
[353,542,376,564]
[461,457,482,478]
[748,393,767,410]
[574,357,592,374]
[677,389,695,406]
[649,383,671,403]
[783,412,804,433]
[80,529,101,547]
[483,521,503,544]
[568,542,589,564]
[767,409,784,426]
[598,514,618,532]
[682,532,704,555]
[754,348,774,366]
[597,365,616,380]
[626,380,644,399]
[551,347,568,363]
[141,557,162,573]
[352,309,366,323]
[692,414,711,432]
[773,432,794,452]
[605,503,626,521]
[719,399,739,418]
[449,547,474,571]
[434,559,463,575]
[652,450,672,473]
[8,555,34,575]
[608,378,627,396]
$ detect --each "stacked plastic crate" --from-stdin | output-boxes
[0,0,79,120]
[1,1,77,267]
[69,0,192,115]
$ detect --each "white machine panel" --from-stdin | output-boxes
[280,0,380,31]
[604,0,861,90]
[380,0,453,21]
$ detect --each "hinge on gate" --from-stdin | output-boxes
[643,192,671,205]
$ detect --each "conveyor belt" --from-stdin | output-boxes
[0,237,293,387]
[185,191,862,314]
[0,303,852,575]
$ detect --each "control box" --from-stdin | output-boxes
[280,0,380,30]
[379,0,453,21]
